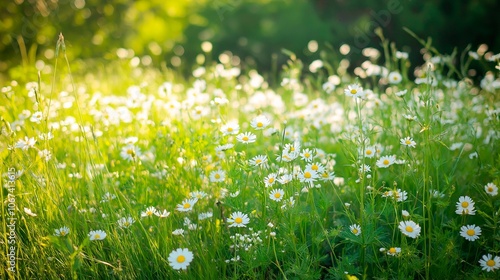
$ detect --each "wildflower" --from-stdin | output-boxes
[299,148,314,162]
[24,207,37,217]
[141,206,159,217]
[460,225,481,241]
[269,189,285,202]
[190,191,208,200]
[386,247,401,256]
[264,173,278,187]
[319,170,335,181]
[30,111,43,123]
[376,155,396,168]
[118,217,135,228]
[249,155,268,168]
[363,146,376,158]
[392,189,408,202]
[388,72,402,84]
[209,169,226,183]
[484,182,498,196]
[400,137,416,148]
[215,143,233,152]
[54,226,70,237]
[479,254,500,272]
[228,211,250,228]
[221,121,240,136]
[396,51,409,59]
[277,173,293,184]
[176,198,198,212]
[38,132,54,141]
[100,192,117,203]
[306,162,325,174]
[430,189,445,198]
[120,145,141,161]
[455,196,476,215]
[236,132,257,144]
[349,224,361,236]
[395,89,407,97]
[38,149,52,162]
[281,197,296,209]
[172,229,185,236]
[250,115,271,130]
[359,164,371,173]
[168,248,194,270]
[402,210,410,218]
[398,220,421,238]
[298,168,319,184]
[15,136,36,150]
[156,209,170,218]
[89,230,107,241]
[198,212,213,220]
[403,114,417,121]
[322,81,336,94]
[344,84,365,99]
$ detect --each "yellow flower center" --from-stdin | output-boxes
[183,203,191,209]
[305,153,310,158]
[405,140,411,145]
[95,234,100,239]
[215,174,221,179]
[311,165,318,171]
[255,159,262,164]
[488,187,493,192]
[227,127,233,132]
[127,149,135,156]
[466,229,475,236]
[322,172,328,178]
[383,159,390,165]
[268,177,274,183]
[350,89,357,94]
[235,217,243,224]
[177,255,186,263]
[366,150,372,155]
[352,228,358,234]
[389,247,396,254]
[242,136,249,141]
[461,201,469,208]
[405,226,413,232]
[274,192,281,199]
[487,259,495,267]
[304,172,311,179]
[257,122,263,127]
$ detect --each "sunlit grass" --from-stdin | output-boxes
[1,34,499,279]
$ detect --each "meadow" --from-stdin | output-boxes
[1,33,499,279]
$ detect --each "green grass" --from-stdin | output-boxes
[1,36,499,279]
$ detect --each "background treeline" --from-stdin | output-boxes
[1,0,499,81]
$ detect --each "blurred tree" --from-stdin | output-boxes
[1,0,499,82]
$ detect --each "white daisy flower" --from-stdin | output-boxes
[349,224,361,236]
[227,211,250,228]
[168,248,194,270]
[269,189,285,202]
[459,224,481,241]
[54,226,70,237]
[89,230,106,241]
[398,220,421,238]
[479,254,500,272]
